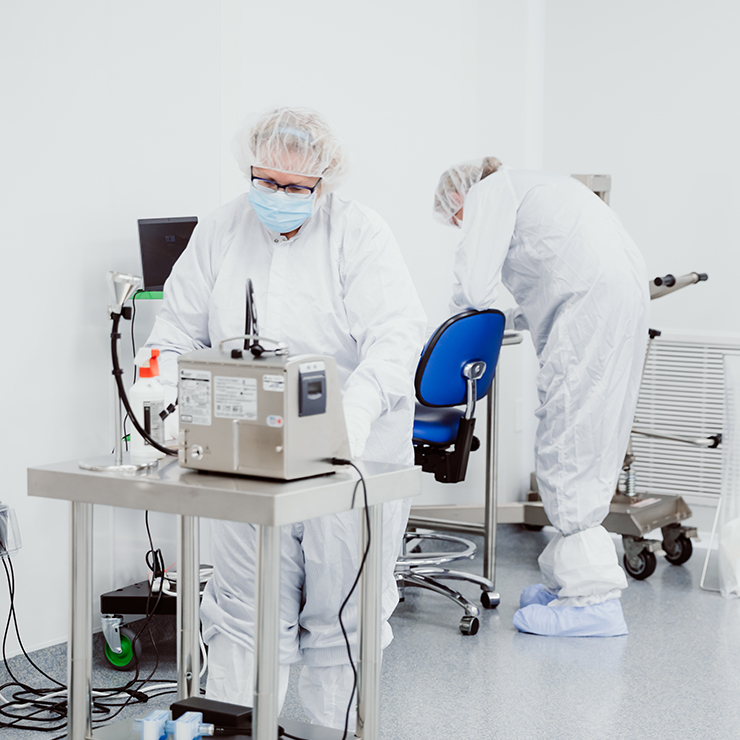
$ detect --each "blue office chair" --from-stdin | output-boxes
[396,309,506,635]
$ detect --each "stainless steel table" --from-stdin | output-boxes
[28,457,420,740]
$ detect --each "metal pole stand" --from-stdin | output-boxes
[177,515,201,701]
[254,524,282,740]
[483,376,500,602]
[69,501,93,740]
[357,503,383,739]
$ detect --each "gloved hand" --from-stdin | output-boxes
[343,406,373,460]
[503,306,529,332]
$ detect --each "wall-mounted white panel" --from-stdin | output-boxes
[542,1,740,336]
[0,0,221,655]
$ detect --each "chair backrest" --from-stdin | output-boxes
[415,309,506,407]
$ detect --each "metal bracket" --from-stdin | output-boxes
[662,523,698,550]
[101,614,123,654]
[622,536,662,568]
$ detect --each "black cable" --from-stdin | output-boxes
[329,459,370,740]
[0,558,69,732]
[2,559,65,698]
[123,414,130,451]
[110,311,176,456]
[0,526,176,734]
[131,289,142,360]
[122,290,142,454]
[91,512,169,729]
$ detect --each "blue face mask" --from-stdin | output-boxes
[248,186,316,234]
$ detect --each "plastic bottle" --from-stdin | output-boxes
[129,348,166,464]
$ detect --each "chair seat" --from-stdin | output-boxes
[413,404,464,446]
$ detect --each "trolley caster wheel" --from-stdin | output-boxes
[480,591,500,609]
[623,550,657,580]
[103,626,142,671]
[459,615,480,636]
[663,535,693,566]
[522,523,544,532]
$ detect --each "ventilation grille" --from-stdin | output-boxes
[630,334,740,500]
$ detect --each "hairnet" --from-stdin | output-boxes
[232,107,348,192]
[433,156,503,225]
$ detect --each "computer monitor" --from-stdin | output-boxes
[138,216,198,291]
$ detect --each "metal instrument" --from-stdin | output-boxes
[649,271,708,299]
[177,336,351,480]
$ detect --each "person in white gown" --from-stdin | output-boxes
[145,107,426,727]
[434,157,649,636]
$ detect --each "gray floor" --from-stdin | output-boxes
[2,524,740,739]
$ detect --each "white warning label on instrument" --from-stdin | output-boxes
[215,376,258,420]
[263,374,285,392]
[179,370,212,426]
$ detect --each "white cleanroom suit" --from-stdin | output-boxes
[145,191,426,725]
[438,163,648,636]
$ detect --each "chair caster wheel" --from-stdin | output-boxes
[459,615,480,636]
[480,590,500,609]
[103,627,141,671]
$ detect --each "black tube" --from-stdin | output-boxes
[244,278,259,352]
[111,312,177,457]
[244,282,251,351]
[652,274,676,287]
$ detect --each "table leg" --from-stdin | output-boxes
[357,503,383,740]
[254,524,281,740]
[177,515,200,701]
[483,375,499,588]
[68,501,92,740]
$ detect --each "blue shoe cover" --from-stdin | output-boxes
[519,583,558,608]
[513,598,628,637]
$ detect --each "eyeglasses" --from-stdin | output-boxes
[250,168,321,200]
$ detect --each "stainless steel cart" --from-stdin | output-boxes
[28,456,420,740]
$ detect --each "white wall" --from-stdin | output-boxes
[0,0,537,656]
[217,0,538,506]
[543,0,740,336]
[0,1,221,655]
[542,1,740,530]
[6,0,733,656]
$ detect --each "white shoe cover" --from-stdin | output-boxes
[519,583,558,608]
[513,597,628,637]
[205,633,290,710]
[539,526,627,606]
[298,664,357,732]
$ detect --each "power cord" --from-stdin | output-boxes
[328,458,370,740]
[131,289,142,358]
[210,460,369,740]
[0,513,183,735]
[110,309,176,457]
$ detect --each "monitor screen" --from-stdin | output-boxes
[138,216,198,291]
